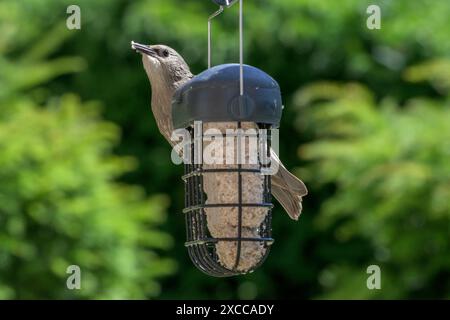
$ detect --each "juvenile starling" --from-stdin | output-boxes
[132,42,308,270]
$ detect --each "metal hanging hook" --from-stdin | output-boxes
[208,6,224,69]
[211,0,237,5]
[208,0,239,68]
[208,0,244,96]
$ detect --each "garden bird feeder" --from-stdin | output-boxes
[172,63,283,277]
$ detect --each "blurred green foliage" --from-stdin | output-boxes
[296,81,450,298]
[0,0,449,299]
[0,2,175,299]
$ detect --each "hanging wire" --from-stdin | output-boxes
[239,0,244,96]
[207,0,244,96]
[208,6,224,69]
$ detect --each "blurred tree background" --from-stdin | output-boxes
[0,0,448,299]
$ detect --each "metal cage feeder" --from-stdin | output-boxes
[172,64,283,276]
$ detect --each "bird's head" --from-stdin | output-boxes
[131,42,192,90]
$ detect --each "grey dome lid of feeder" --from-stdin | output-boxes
[172,64,283,129]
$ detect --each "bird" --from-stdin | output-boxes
[131,41,308,220]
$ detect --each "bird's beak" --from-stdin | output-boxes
[131,41,157,57]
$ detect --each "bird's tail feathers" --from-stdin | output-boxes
[271,157,308,220]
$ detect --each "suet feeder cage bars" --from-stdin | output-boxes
[171,0,283,276]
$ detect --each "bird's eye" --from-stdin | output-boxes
[162,49,169,58]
